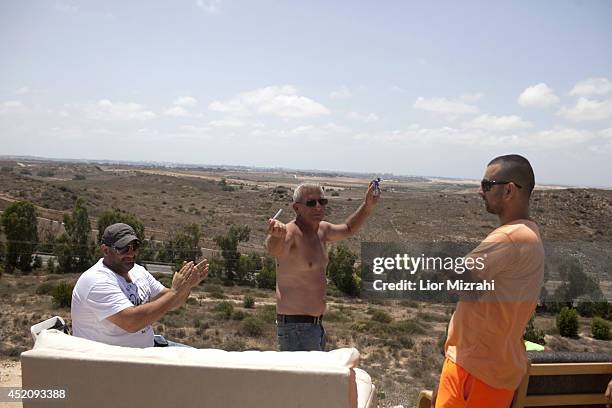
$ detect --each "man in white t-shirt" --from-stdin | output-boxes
[71,223,208,348]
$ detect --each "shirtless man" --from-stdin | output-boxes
[265,182,379,351]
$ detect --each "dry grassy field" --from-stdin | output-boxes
[0,159,611,407]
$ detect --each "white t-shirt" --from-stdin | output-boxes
[71,258,166,348]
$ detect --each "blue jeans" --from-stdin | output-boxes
[277,322,326,351]
[154,334,193,348]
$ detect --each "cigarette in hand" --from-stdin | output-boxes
[272,209,283,220]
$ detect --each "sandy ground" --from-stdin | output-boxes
[0,360,22,408]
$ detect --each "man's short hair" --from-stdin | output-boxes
[488,154,535,195]
[293,183,325,203]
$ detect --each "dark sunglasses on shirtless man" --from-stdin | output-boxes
[480,179,522,192]
[303,198,329,207]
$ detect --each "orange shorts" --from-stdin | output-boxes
[435,358,515,408]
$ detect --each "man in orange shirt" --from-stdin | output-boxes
[433,154,545,408]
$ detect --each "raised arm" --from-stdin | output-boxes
[322,182,379,242]
[265,219,290,257]
[151,258,209,309]
[106,261,206,333]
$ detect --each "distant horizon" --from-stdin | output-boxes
[2,1,611,188]
[2,153,609,190]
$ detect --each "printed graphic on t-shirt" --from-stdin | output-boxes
[125,282,148,306]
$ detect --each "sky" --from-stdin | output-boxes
[1,0,611,187]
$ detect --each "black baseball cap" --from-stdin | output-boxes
[101,223,140,248]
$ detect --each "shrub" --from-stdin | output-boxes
[37,170,55,177]
[232,310,248,321]
[417,311,449,323]
[205,284,225,299]
[556,307,579,338]
[325,310,351,323]
[327,244,360,297]
[371,310,392,324]
[213,301,234,320]
[52,281,74,308]
[398,335,415,349]
[46,257,57,274]
[240,317,265,337]
[523,315,545,345]
[224,336,246,351]
[575,295,608,318]
[591,317,610,340]
[256,260,276,290]
[257,304,277,323]
[36,281,57,295]
[243,294,255,309]
[576,295,595,317]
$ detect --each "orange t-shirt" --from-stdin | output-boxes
[444,219,545,390]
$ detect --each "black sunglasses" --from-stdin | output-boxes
[113,241,140,254]
[303,198,329,207]
[481,179,522,192]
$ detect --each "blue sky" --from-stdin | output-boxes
[1,0,611,187]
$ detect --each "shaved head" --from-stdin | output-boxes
[488,154,535,195]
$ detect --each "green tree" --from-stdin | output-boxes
[1,201,38,273]
[158,224,202,269]
[55,198,96,273]
[214,225,250,282]
[555,258,603,302]
[96,209,145,243]
[327,244,360,296]
[256,256,276,289]
[236,253,262,285]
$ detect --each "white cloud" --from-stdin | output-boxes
[55,3,78,14]
[463,114,532,132]
[329,86,352,99]
[529,127,596,145]
[558,97,612,121]
[347,111,379,123]
[459,93,484,103]
[518,83,559,108]
[180,125,209,133]
[414,97,479,115]
[14,87,30,95]
[164,106,191,117]
[354,123,603,151]
[0,101,25,114]
[209,85,330,118]
[323,122,349,133]
[245,122,347,142]
[569,77,612,96]
[173,96,198,107]
[196,0,221,14]
[76,99,156,121]
[208,118,245,128]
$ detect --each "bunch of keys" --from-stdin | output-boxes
[372,177,381,196]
